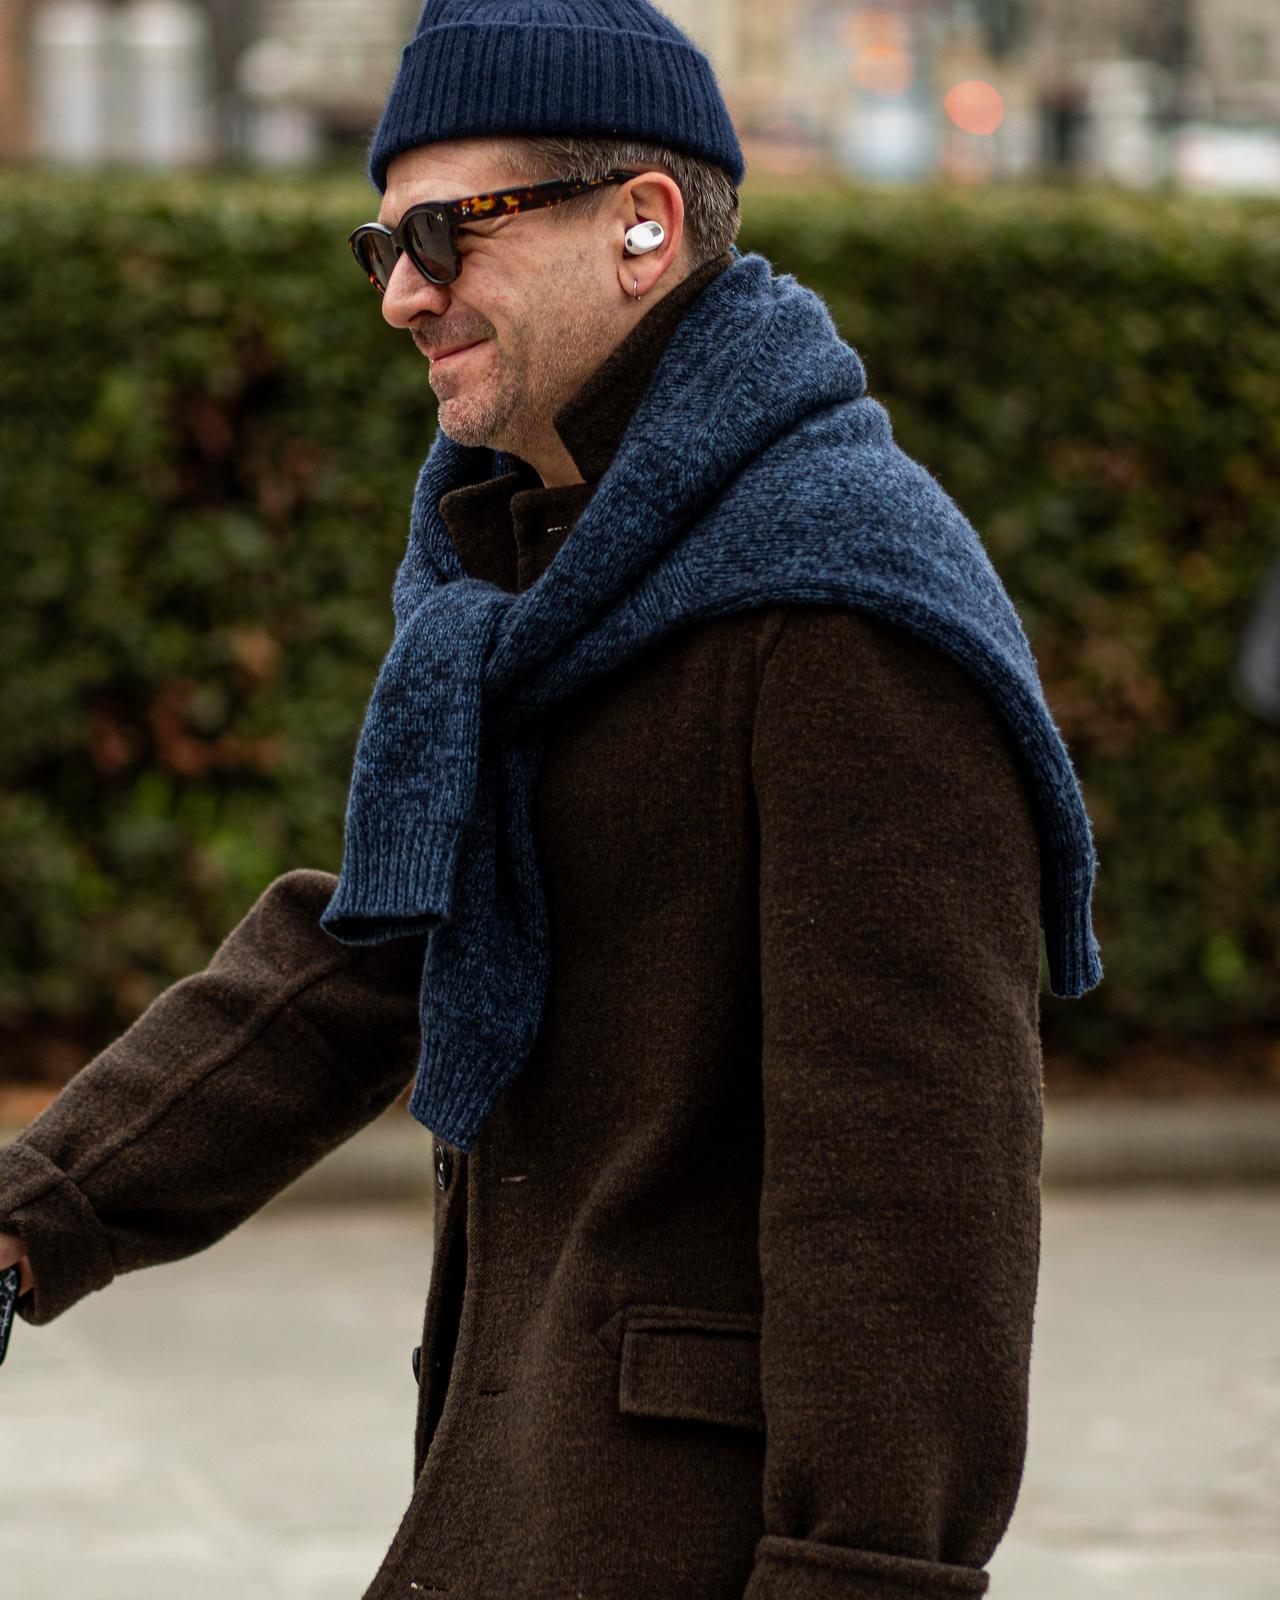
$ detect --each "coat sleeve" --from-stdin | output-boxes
[0,869,423,1327]
[745,605,1045,1599]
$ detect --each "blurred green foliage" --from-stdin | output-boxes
[1,171,1277,1072]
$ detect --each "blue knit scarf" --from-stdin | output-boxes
[320,250,1103,1150]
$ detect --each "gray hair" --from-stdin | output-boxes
[493,134,741,272]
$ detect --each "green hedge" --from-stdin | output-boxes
[1,170,1277,1072]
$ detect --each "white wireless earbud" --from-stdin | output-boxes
[624,220,665,256]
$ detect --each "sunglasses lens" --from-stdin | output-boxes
[403,211,457,283]
[354,231,398,293]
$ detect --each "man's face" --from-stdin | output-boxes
[377,137,667,474]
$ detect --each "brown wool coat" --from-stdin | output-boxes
[0,252,1046,1598]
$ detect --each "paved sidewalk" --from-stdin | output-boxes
[2,1188,1277,1598]
[1,1202,434,1600]
[988,1187,1280,1598]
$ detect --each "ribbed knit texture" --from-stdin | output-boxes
[320,249,1104,1148]
[367,0,747,192]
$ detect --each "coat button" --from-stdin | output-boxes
[433,1142,453,1192]
[411,1345,421,1385]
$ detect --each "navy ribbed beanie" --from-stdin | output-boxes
[367,0,746,193]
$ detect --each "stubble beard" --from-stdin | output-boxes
[432,274,605,462]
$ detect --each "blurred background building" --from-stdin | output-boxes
[0,0,1278,190]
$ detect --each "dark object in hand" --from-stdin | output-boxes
[0,1263,19,1366]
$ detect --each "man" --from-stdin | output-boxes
[0,2,1103,1596]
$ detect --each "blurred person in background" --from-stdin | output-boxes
[0,2,1103,1596]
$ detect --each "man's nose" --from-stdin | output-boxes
[381,252,452,329]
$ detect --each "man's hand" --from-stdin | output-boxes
[0,1232,33,1297]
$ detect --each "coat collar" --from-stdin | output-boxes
[439,251,733,590]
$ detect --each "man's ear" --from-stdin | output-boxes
[614,171,685,300]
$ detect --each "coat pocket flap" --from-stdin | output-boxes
[617,1306,764,1432]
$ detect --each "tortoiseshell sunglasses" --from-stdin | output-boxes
[349,167,640,295]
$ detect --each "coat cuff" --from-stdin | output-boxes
[744,1536,989,1599]
[0,1141,117,1326]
